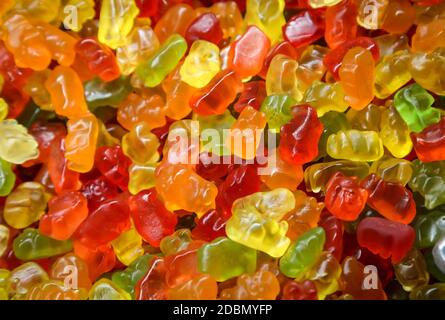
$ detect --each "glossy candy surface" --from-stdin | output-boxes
[0,0,444,301]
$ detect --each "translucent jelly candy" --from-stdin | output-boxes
[45,66,89,119]
[61,0,95,32]
[411,118,445,162]
[2,0,445,302]
[228,106,267,160]
[226,189,295,257]
[370,156,413,186]
[180,40,221,89]
[112,254,153,298]
[279,227,325,279]
[279,105,323,165]
[284,190,324,241]
[190,70,243,116]
[74,194,131,249]
[13,228,72,260]
[65,114,99,173]
[324,0,357,49]
[357,217,415,263]
[136,34,187,88]
[260,94,295,133]
[3,182,50,229]
[2,14,51,70]
[0,158,15,196]
[197,237,257,282]
[360,174,416,224]
[375,50,411,100]
[304,160,370,193]
[0,225,10,257]
[327,130,384,162]
[409,160,445,210]
[342,256,387,300]
[155,161,218,217]
[0,120,39,164]
[122,121,160,165]
[39,191,88,241]
[185,13,223,46]
[98,0,139,49]
[227,26,271,79]
[154,4,196,43]
[394,248,430,292]
[410,47,445,96]
[220,270,280,300]
[129,188,177,247]
[380,103,413,159]
[325,172,368,222]
[111,227,144,266]
[89,278,131,300]
[75,37,121,82]
[116,20,160,76]
[167,274,217,300]
[117,92,165,131]
[303,81,349,116]
[338,47,375,110]
[245,0,286,44]
[283,10,324,49]
[394,83,441,133]
[266,54,303,101]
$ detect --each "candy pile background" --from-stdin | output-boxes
[0,0,445,300]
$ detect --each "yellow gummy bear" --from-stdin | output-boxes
[245,0,285,43]
[128,163,157,195]
[309,0,342,8]
[226,188,295,258]
[303,81,348,116]
[0,120,39,165]
[88,279,131,300]
[3,182,51,229]
[0,98,8,121]
[122,121,160,165]
[180,40,221,89]
[266,54,304,102]
[327,130,384,162]
[12,0,61,23]
[116,19,160,76]
[380,103,413,159]
[304,160,370,193]
[375,50,411,99]
[370,156,413,186]
[98,0,139,49]
[0,225,9,257]
[111,227,144,266]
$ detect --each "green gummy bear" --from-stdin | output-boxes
[84,76,132,109]
[394,83,441,133]
[279,227,325,279]
[0,158,16,197]
[260,94,296,133]
[413,210,445,249]
[13,228,72,260]
[197,237,257,282]
[136,34,187,88]
[112,254,154,298]
[409,160,445,210]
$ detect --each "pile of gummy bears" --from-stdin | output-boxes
[0,0,445,300]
